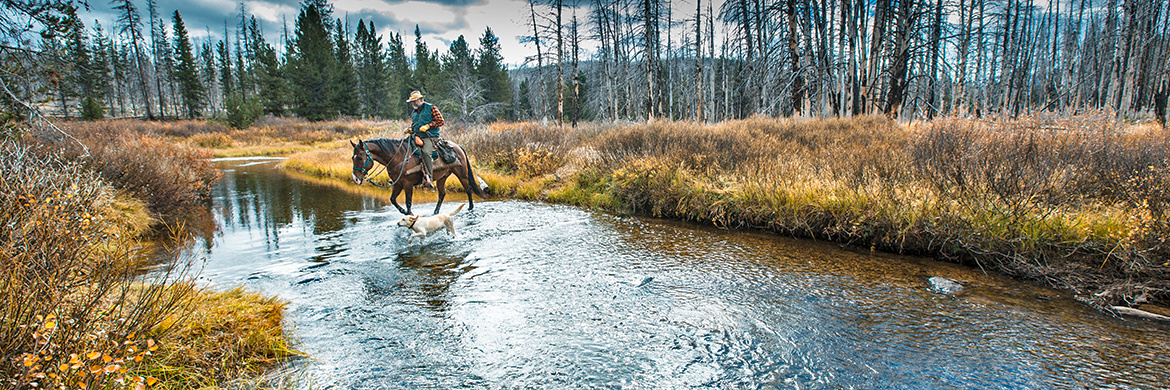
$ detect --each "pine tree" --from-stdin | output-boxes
[333,18,358,116]
[249,18,286,115]
[64,7,94,101]
[41,18,73,118]
[288,0,337,120]
[475,27,512,118]
[444,35,475,74]
[91,22,115,115]
[412,25,442,99]
[517,79,533,120]
[355,20,388,117]
[217,39,233,107]
[172,11,204,118]
[444,35,480,120]
[386,31,410,118]
[147,0,167,118]
[198,42,216,112]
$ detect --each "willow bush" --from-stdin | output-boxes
[0,141,190,389]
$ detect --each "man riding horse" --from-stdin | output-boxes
[405,90,443,189]
[349,91,486,216]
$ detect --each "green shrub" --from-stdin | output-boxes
[225,93,262,129]
[80,96,104,121]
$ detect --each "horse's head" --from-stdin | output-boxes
[350,139,371,185]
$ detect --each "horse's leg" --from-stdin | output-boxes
[404,185,414,215]
[433,172,449,215]
[456,166,475,211]
[452,144,478,211]
[390,185,407,215]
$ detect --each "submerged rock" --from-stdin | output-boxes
[928,276,964,295]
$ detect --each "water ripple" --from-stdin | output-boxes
[188,160,1170,389]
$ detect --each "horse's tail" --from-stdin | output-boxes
[460,144,489,198]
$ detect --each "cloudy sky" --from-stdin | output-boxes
[76,0,690,68]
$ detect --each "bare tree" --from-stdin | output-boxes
[112,0,155,119]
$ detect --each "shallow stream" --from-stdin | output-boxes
[187,158,1170,389]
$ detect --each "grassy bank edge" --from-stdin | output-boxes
[275,119,1168,316]
[110,192,303,389]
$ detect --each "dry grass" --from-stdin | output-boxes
[171,114,1167,308]
[440,115,1169,308]
[56,121,222,225]
[1,141,193,389]
[279,146,354,182]
[141,287,299,389]
[279,168,466,204]
[4,122,293,389]
[63,117,406,158]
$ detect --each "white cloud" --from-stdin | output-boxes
[247,1,298,25]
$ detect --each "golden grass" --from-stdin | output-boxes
[280,163,472,205]
[79,116,1166,309]
[3,129,294,389]
[438,116,1168,308]
[142,287,298,389]
[280,148,352,181]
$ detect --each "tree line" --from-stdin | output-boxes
[2,0,1168,127]
[520,0,1169,125]
[1,0,511,127]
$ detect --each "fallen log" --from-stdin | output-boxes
[1111,306,1170,323]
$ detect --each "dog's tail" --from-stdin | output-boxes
[447,203,466,216]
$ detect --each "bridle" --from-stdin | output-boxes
[353,143,375,176]
[354,139,411,188]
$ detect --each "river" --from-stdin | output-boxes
[186,157,1170,389]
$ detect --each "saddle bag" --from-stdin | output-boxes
[435,139,458,164]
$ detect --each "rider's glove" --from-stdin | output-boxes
[419,124,430,132]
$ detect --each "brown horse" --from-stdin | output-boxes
[350,137,487,215]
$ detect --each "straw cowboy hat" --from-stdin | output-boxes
[406,91,424,102]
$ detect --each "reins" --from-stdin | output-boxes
[356,138,411,188]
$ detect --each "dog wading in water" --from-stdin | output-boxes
[398,203,464,243]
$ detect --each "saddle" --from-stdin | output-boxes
[413,137,458,164]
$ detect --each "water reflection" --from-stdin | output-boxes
[189,158,1170,389]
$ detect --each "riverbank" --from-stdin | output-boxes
[2,122,296,388]
[280,115,1168,312]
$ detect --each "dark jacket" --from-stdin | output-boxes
[411,102,444,138]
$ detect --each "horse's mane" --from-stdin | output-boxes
[366,137,406,154]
